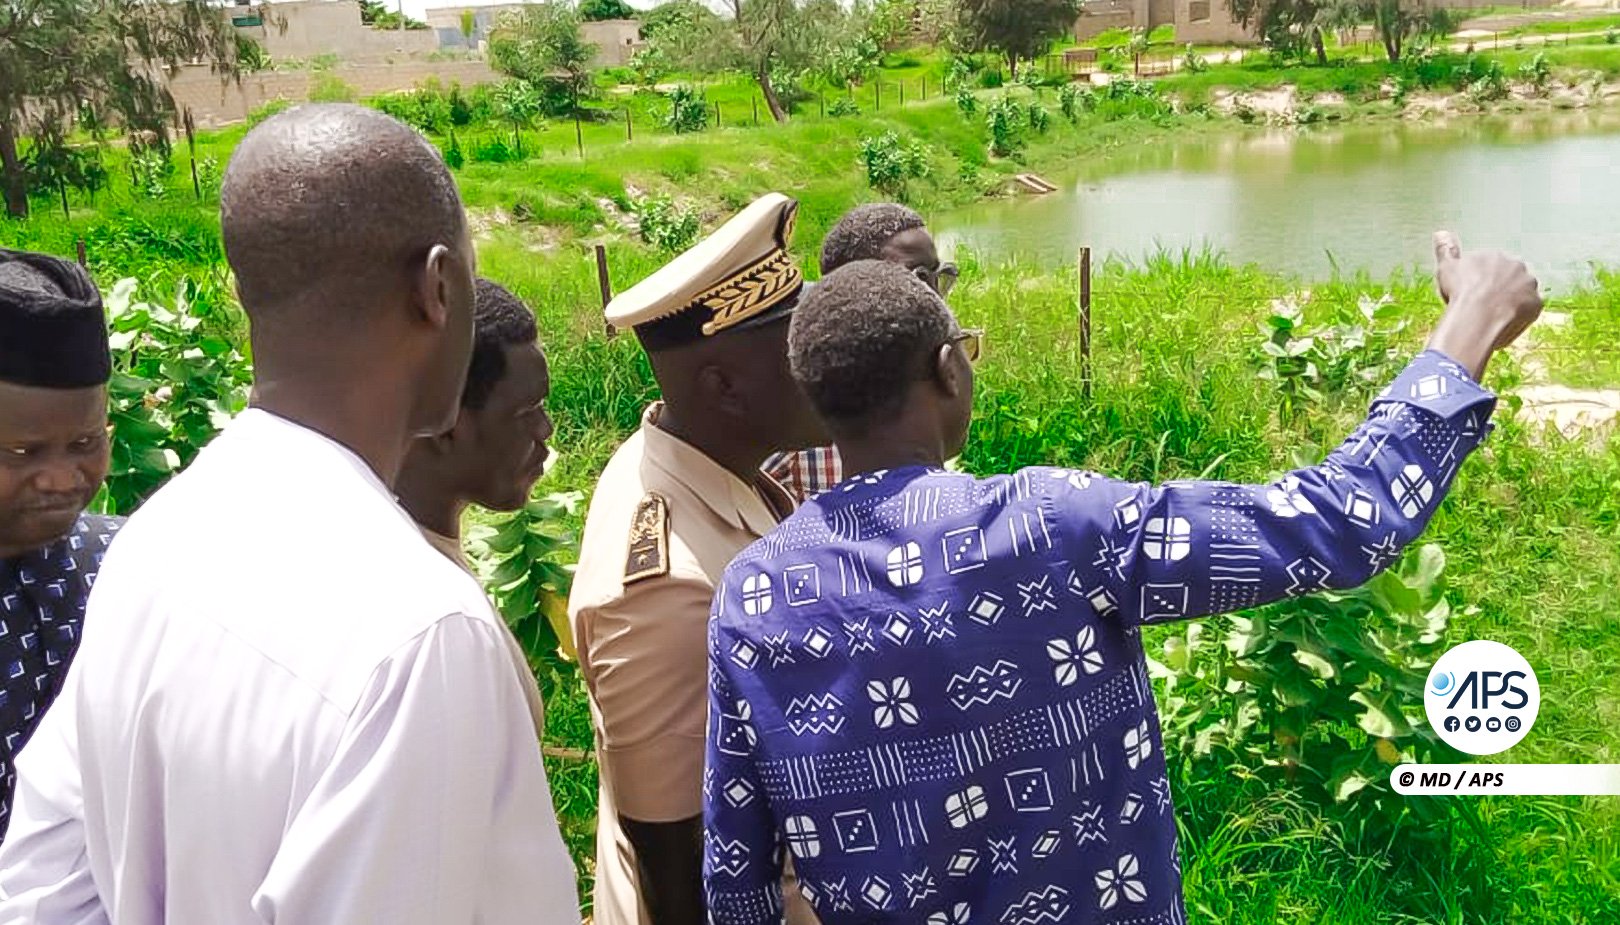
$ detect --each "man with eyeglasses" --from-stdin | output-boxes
[703,234,1542,925]
[763,203,957,504]
[0,250,123,842]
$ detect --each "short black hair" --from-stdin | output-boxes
[221,104,465,330]
[463,278,540,410]
[819,203,926,275]
[789,259,953,434]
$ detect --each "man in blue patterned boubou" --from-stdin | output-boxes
[702,233,1542,925]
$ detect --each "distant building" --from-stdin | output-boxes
[1073,0,1259,45]
[226,0,438,63]
[425,5,644,67]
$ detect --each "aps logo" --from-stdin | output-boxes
[1424,640,1540,755]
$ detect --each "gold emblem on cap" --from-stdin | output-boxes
[697,250,803,336]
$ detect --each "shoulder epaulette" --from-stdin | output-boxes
[624,492,670,585]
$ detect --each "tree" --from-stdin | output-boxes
[1361,0,1452,62]
[650,0,860,123]
[1225,0,1361,65]
[952,0,1081,78]
[580,0,638,21]
[488,2,598,114]
[358,0,429,30]
[0,0,242,219]
[491,79,542,156]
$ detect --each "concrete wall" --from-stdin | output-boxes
[427,5,643,67]
[229,0,437,64]
[170,59,501,127]
[1073,0,1258,46]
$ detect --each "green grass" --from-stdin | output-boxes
[1477,13,1620,40]
[6,54,1620,921]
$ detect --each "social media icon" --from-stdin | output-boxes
[1444,716,1461,733]
[1486,716,1502,732]
[1465,716,1482,732]
[1505,716,1522,732]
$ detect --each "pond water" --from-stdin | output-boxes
[934,110,1620,293]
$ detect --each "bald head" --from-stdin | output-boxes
[221,104,466,328]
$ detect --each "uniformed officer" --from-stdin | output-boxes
[570,193,827,925]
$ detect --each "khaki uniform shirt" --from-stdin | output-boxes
[570,404,813,925]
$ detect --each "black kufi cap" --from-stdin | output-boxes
[0,248,112,389]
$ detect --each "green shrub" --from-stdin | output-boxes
[1183,44,1209,74]
[131,149,172,200]
[978,68,1005,89]
[309,73,358,103]
[1517,52,1552,94]
[1607,27,1617,44]
[443,131,465,170]
[1058,83,1092,121]
[99,277,251,514]
[664,85,709,133]
[858,131,931,199]
[985,97,1026,157]
[955,86,978,117]
[1026,101,1052,134]
[631,195,700,252]
[470,135,521,163]
[828,96,862,117]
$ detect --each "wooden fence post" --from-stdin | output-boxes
[574,108,584,159]
[753,95,759,126]
[1079,246,1093,401]
[626,106,633,141]
[596,244,615,337]
[75,239,88,269]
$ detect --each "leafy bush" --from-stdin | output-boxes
[828,96,862,117]
[1153,542,1463,839]
[1607,27,1617,44]
[470,135,521,163]
[1058,83,1092,121]
[986,97,1026,158]
[978,68,1004,89]
[470,492,585,671]
[309,73,358,103]
[1253,293,1409,420]
[631,195,701,252]
[1517,52,1552,94]
[858,131,931,199]
[955,86,978,117]
[195,155,222,196]
[664,85,709,133]
[1183,44,1209,74]
[99,278,251,514]
[1026,101,1052,134]
[131,149,172,200]
[443,131,465,170]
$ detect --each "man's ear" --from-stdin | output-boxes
[931,343,965,400]
[417,244,455,330]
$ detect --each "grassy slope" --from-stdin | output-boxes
[5,47,1620,921]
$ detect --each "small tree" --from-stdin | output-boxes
[492,80,542,156]
[0,0,244,218]
[951,0,1081,79]
[489,2,599,115]
[1361,0,1453,63]
[580,0,638,20]
[358,0,429,30]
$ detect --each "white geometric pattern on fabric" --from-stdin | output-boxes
[1031,829,1063,859]
[968,592,1007,626]
[1119,792,1144,825]
[946,848,981,877]
[1265,476,1319,518]
[1284,556,1333,595]
[1140,583,1189,621]
[1047,626,1105,687]
[1095,854,1147,909]
[843,618,878,656]
[945,785,990,828]
[1342,488,1381,528]
[833,809,881,853]
[1142,517,1193,561]
[787,693,846,736]
[947,660,1024,711]
[943,527,989,574]
[803,626,835,659]
[887,541,925,587]
[1016,575,1058,618]
[904,867,939,907]
[868,677,921,729]
[1001,885,1071,925]
[861,875,893,910]
[785,815,823,859]
[1124,719,1154,769]
[785,564,822,606]
[1361,532,1402,571]
[1003,768,1055,813]
[1070,801,1108,847]
[742,573,774,615]
[988,836,1019,875]
[928,902,972,925]
[1391,464,1434,518]
[919,601,957,643]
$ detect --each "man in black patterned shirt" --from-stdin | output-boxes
[0,249,123,839]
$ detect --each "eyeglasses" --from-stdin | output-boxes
[915,262,960,299]
[949,328,984,364]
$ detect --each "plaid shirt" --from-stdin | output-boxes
[763,447,845,506]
